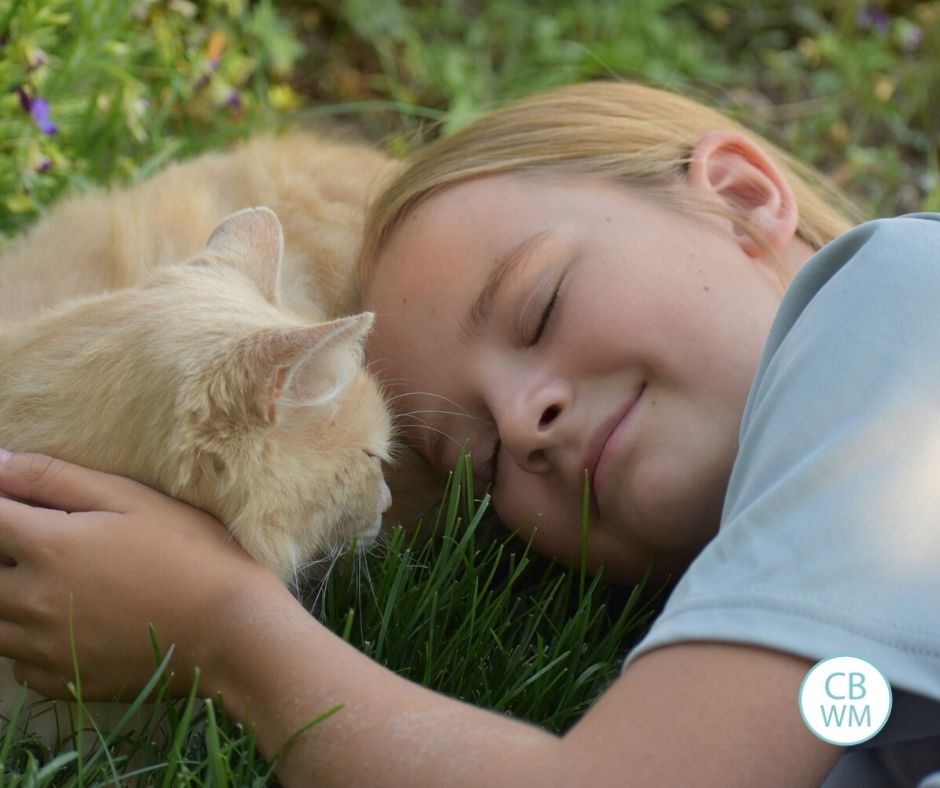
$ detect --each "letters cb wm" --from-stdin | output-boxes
[799,656,892,745]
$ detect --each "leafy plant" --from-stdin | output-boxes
[0,0,303,236]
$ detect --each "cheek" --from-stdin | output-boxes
[492,484,582,564]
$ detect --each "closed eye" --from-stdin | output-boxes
[528,280,561,346]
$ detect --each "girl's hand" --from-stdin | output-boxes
[0,451,284,701]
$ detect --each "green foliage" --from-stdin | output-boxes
[295,0,736,144]
[0,0,303,236]
[688,2,940,215]
[1,456,654,783]
[292,0,939,216]
[314,455,654,731]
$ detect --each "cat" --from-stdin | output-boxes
[0,206,393,577]
[0,130,397,321]
[0,205,393,746]
[0,128,441,526]
[0,129,442,747]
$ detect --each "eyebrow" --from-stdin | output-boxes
[458,230,552,344]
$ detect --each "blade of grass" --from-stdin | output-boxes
[160,667,204,788]
[203,698,226,786]
[580,469,590,601]
[264,703,345,783]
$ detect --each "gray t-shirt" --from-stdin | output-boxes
[624,214,940,786]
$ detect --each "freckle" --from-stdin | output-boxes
[703,286,710,293]
[605,216,611,222]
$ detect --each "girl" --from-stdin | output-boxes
[1,81,939,787]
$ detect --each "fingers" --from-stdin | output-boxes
[0,620,29,660]
[0,494,62,559]
[0,452,153,514]
[11,660,71,701]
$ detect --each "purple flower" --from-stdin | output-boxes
[37,156,53,173]
[30,97,58,135]
[16,86,31,112]
[857,5,890,32]
[225,89,242,110]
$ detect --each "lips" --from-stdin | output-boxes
[583,386,644,511]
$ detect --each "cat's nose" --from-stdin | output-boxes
[379,479,392,514]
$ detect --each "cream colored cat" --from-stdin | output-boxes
[0,205,393,746]
[0,130,449,748]
[0,129,441,526]
[0,206,393,576]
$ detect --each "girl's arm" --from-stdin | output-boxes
[0,452,841,787]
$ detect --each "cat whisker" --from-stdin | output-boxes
[384,389,476,417]
[300,543,347,612]
[393,408,486,425]
[392,423,468,454]
[357,551,377,638]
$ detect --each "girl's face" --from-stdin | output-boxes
[366,172,800,583]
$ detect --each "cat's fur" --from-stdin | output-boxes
[0,131,397,322]
[0,129,442,528]
[0,130,413,746]
[0,206,394,746]
[0,207,393,578]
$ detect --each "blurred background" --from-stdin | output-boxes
[2,0,939,239]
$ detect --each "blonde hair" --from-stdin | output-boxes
[357,80,861,301]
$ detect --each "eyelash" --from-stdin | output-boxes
[487,282,562,484]
[529,283,561,346]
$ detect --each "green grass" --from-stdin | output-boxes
[3,0,939,783]
[1,455,656,785]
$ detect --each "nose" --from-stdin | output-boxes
[379,479,392,514]
[493,377,571,474]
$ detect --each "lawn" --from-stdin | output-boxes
[2,0,938,784]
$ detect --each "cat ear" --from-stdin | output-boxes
[204,206,284,303]
[248,312,375,425]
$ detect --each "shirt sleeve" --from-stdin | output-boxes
[623,216,940,711]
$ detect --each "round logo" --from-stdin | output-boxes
[799,656,892,745]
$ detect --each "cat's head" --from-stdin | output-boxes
[0,207,393,582]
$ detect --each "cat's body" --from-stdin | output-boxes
[0,208,393,577]
[0,131,397,322]
[0,130,404,747]
[0,129,440,524]
[0,206,393,747]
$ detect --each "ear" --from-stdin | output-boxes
[686,131,799,257]
[235,312,374,425]
[203,206,284,303]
